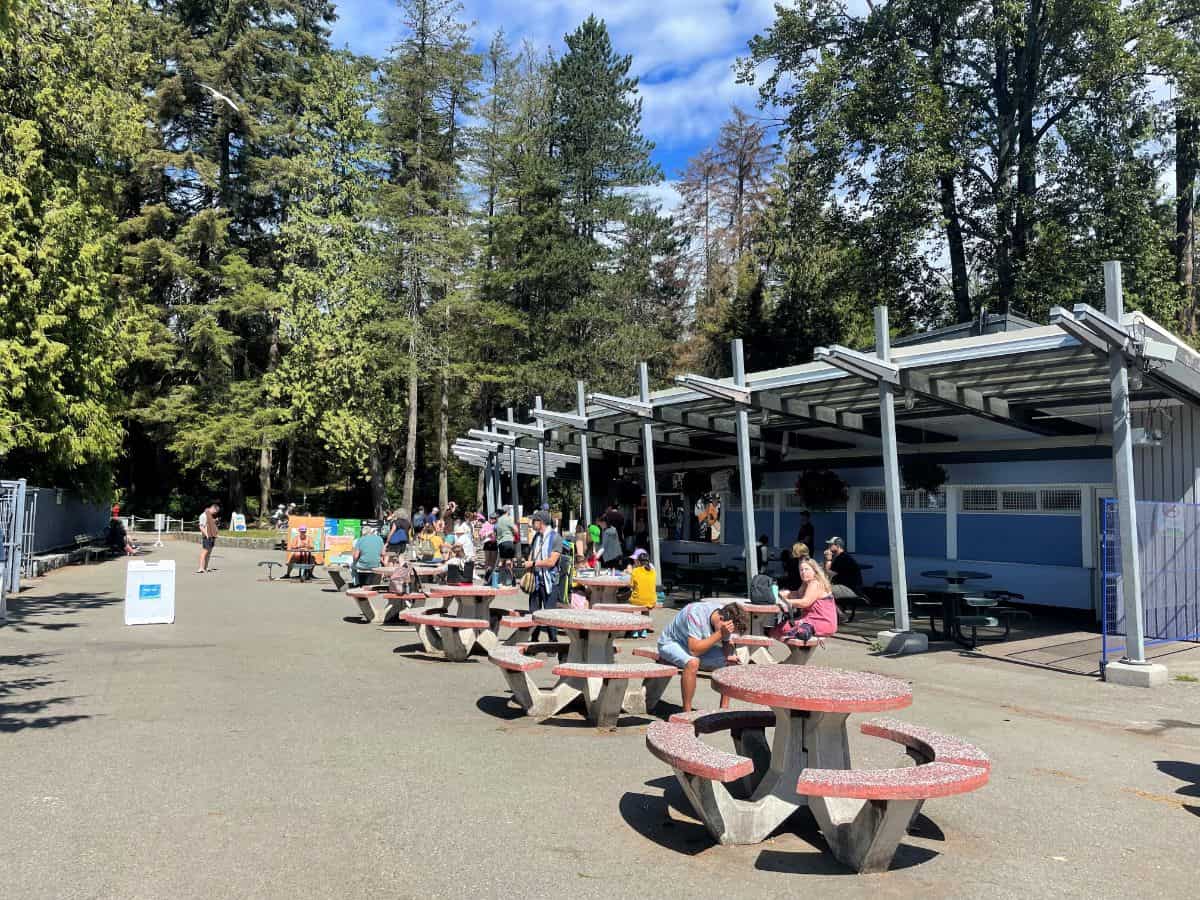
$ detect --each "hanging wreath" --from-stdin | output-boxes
[794,469,848,511]
[901,457,948,494]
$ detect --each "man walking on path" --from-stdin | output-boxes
[197,501,220,573]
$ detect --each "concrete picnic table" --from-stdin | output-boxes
[575,573,630,604]
[400,585,523,661]
[526,608,671,724]
[651,664,912,845]
[732,599,779,637]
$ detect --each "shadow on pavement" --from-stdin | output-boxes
[1156,759,1200,817]
[476,694,526,721]
[2,592,121,633]
[0,655,89,732]
[618,790,713,856]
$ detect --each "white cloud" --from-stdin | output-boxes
[331,0,779,154]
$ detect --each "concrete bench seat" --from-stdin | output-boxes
[257,560,283,580]
[350,589,427,627]
[797,762,989,873]
[730,633,777,666]
[591,603,655,615]
[400,610,495,661]
[668,708,776,732]
[487,642,581,718]
[551,661,678,730]
[500,614,534,644]
[797,720,990,874]
[646,721,754,782]
[861,717,991,770]
[783,637,822,665]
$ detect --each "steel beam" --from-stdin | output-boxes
[578,381,593,530]
[875,308,910,633]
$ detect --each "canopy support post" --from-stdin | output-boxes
[639,363,661,584]
[508,407,521,561]
[875,307,924,654]
[578,381,592,530]
[1102,261,1167,686]
[534,395,548,509]
[733,339,759,596]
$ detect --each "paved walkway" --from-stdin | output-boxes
[1,542,1196,898]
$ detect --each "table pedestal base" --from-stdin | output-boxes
[807,795,921,874]
[416,623,498,662]
[675,709,849,845]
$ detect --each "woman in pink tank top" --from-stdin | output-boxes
[781,557,839,637]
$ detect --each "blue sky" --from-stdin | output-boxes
[328,0,783,208]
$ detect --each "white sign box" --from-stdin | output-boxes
[124,559,176,625]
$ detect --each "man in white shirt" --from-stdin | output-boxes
[197,501,220,573]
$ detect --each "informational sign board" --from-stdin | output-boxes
[231,513,247,532]
[125,560,176,625]
[340,518,362,539]
[154,513,166,532]
[324,518,340,536]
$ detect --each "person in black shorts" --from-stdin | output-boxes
[495,505,518,585]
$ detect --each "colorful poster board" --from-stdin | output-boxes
[231,512,247,532]
[340,518,362,539]
[325,533,354,560]
[324,518,340,536]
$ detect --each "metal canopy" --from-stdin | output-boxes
[511,316,1200,465]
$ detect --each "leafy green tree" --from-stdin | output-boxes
[0,0,147,493]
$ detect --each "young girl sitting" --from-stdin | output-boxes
[772,557,839,642]
[625,548,657,637]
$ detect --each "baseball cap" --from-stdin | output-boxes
[631,548,649,560]
[825,536,845,548]
[298,526,307,533]
[532,510,552,525]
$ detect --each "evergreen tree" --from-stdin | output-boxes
[0,0,147,492]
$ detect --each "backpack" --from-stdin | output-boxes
[750,572,776,605]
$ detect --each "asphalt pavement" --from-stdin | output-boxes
[0,541,1196,899]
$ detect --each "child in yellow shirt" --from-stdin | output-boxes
[625,548,657,637]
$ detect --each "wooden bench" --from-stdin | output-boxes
[551,661,677,730]
[797,720,990,873]
[487,642,576,717]
[399,610,495,661]
[76,533,111,564]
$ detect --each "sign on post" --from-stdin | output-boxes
[125,559,176,625]
[231,512,247,532]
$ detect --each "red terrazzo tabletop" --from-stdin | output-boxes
[425,584,520,598]
[712,665,912,713]
[532,608,646,631]
[737,601,780,615]
[575,575,631,587]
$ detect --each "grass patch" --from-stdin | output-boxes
[1174,673,1198,683]
[217,529,280,539]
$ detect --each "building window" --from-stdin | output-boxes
[960,485,1082,515]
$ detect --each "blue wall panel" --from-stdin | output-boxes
[856,512,946,558]
[957,515,1082,567]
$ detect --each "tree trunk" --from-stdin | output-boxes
[476,468,485,509]
[401,331,419,514]
[258,438,272,523]
[940,172,973,321]
[227,462,245,516]
[284,441,294,495]
[438,370,449,509]
[993,31,1017,312]
[368,445,387,518]
[1178,107,1198,335]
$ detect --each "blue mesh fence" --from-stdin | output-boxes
[1102,499,1200,665]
